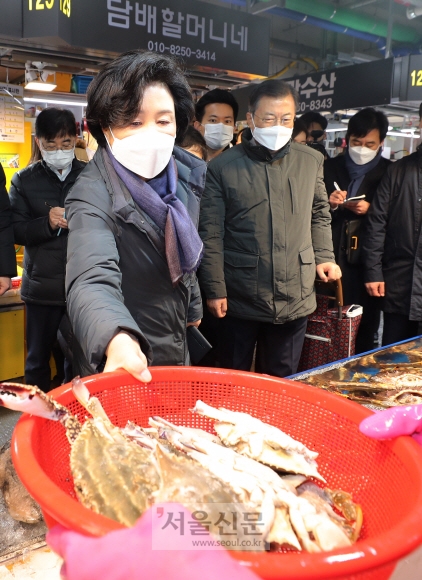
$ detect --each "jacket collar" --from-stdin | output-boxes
[41,157,84,184]
[241,128,291,163]
[172,145,206,199]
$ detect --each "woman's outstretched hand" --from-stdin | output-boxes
[104,331,152,383]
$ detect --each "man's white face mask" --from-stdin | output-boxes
[251,117,293,151]
[40,147,75,170]
[348,145,379,165]
[202,123,234,151]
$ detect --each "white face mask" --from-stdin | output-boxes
[202,123,234,150]
[251,118,293,151]
[108,127,175,179]
[41,147,75,170]
[348,145,379,166]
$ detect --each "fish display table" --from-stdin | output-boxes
[290,336,422,409]
[0,546,61,579]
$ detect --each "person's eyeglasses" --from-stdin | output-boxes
[253,113,294,127]
[41,142,75,152]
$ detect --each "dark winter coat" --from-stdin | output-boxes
[363,147,422,320]
[65,146,205,374]
[9,159,86,305]
[0,166,17,278]
[324,153,391,305]
[198,131,335,323]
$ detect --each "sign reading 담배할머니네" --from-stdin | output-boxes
[11,0,270,77]
[72,0,271,76]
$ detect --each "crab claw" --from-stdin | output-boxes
[72,377,109,422]
[0,382,67,420]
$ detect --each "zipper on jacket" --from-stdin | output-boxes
[288,177,297,215]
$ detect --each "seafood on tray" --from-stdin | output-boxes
[306,368,422,407]
[0,379,363,553]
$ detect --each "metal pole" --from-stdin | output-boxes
[385,0,394,59]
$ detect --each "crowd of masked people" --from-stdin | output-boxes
[0,49,421,392]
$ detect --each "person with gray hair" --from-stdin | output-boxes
[198,79,340,377]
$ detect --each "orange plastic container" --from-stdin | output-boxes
[11,368,422,580]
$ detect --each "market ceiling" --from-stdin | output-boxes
[0,0,421,94]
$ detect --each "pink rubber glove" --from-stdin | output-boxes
[359,405,422,446]
[47,503,260,580]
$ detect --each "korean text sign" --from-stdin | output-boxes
[71,0,270,76]
[232,59,394,118]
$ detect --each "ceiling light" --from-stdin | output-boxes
[407,6,422,18]
[325,128,347,133]
[25,62,56,92]
[24,97,87,107]
[25,80,57,91]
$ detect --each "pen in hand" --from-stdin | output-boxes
[45,202,65,236]
[333,182,346,204]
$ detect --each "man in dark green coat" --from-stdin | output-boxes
[198,80,340,377]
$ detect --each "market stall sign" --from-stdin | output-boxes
[23,0,72,43]
[0,84,25,144]
[70,0,270,76]
[232,59,394,119]
[3,0,269,76]
[396,54,422,102]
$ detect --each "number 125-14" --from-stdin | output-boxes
[410,69,422,87]
[28,0,71,16]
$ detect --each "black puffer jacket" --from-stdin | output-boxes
[9,159,86,305]
[363,147,422,320]
[65,147,205,374]
[0,166,17,278]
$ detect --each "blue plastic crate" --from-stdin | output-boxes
[71,75,94,95]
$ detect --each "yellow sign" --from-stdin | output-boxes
[28,0,70,16]
[410,69,422,87]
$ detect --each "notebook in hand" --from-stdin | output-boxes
[187,325,212,365]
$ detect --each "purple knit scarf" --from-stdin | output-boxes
[108,150,203,284]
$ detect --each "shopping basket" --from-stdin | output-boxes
[297,279,362,372]
[11,368,422,580]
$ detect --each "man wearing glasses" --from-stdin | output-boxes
[9,108,86,391]
[199,79,340,377]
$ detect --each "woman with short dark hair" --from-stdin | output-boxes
[66,50,206,380]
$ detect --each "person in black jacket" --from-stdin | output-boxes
[0,165,17,294]
[9,108,86,391]
[324,108,391,353]
[65,51,205,381]
[363,105,422,345]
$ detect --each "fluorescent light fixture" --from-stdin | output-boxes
[24,96,87,107]
[407,6,422,19]
[387,131,421,137]
[326,128,347,133]
[24,80,57,91]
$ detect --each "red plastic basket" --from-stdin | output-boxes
[11,368,422,580]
